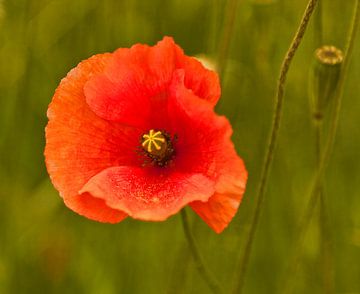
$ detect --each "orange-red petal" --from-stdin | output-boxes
[175,49,221,105]
[79,166,215,221]
[190,149,247,233]
[45,54,143,223]
[84,38,177,126]
[84,37,220,126]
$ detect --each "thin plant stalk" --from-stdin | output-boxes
[280,1,360,293]
[314,2,335,292]
[232,1,318,293]
[180,209,223,294]
[316,122,335,294]
[216,0,240,81]
[319,185,335,294]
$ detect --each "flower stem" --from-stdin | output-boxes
[316,121,335,294]
[280,1,360,293]
[314,2,335,291]
[231,1,318,293]
[180,209,223,294]
[319,182,335,294]
[216,0,240,81]
[316,123,331,293]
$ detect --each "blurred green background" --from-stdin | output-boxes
[0,0,359,293]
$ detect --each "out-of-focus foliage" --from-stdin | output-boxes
[0,0,359,293]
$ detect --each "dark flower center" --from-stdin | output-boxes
[141,129,175,167]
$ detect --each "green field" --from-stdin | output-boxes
[0,0,359,293]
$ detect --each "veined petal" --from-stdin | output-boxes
[84,37,220,126]
[79,166,215,221]
[175,49,221,105]
[45,54,143,223]
[190,151,247,233]
[84,37,179,126]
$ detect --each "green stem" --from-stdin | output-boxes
[315,0,335,275]
[319,184,335,294]
[231,1,318,293]
[280,1,360,293]
[316,121,335,294]
[216,0,240,81]
[180,209,223,294]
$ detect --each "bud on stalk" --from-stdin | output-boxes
[309,45,344,122]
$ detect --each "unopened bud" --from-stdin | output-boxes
[309,45,344,121]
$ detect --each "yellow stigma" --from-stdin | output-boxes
[142,129,166,153]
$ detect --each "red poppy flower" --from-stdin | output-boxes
[45,37,247,233]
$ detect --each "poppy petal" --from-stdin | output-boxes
[84,37,219,126]
[147,36,178,90]
[175,50,221,105]
[84,47,152,127]
[168,70,248,233]
[45,53,145,223]
[84,37,179,126]
[79,166,215,221]
[190,151,247,233]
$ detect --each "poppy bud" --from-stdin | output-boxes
[309,45,344,122]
